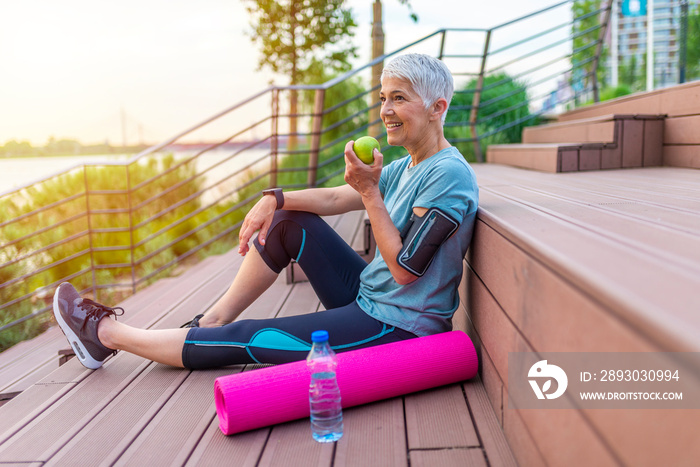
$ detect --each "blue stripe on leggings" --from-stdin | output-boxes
[296,228,306,261]
[184,324,396,353]
[331,324,395,350]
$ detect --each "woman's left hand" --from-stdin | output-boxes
[344,140,383,199]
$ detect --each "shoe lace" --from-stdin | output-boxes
[79,299,125,320]
[180,313,204,328]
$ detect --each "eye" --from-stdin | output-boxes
[380,96,386,104]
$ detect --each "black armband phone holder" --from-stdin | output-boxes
[397,207,459,277]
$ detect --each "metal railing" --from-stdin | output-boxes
[0,0,610,349]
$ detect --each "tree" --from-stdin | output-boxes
[687,3,700,80]
[284,57,370,186]
[619,53,647,91]
[245,0,358,148]
[571,0,609,100]
[0,140,34,157]
[369,0,417,137]
[445,73,536,162]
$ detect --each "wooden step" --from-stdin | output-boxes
[558,79,700,122]
[457,164,700,466]
[553,81,700,170]
[487,115,664,173]
[487,143,576,173]
[522,114,617,144]
[664,114,700,169]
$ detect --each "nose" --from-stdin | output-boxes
[380,100,394,118]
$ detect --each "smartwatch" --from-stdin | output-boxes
[262,188,284,210]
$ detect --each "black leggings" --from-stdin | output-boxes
[181,211,417,369]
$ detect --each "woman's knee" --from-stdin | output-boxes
[253,211,329,271]
[271,210,323,227]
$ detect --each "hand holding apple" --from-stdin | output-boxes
[344,139,382,200]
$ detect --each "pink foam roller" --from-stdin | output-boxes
[214,330,478,435]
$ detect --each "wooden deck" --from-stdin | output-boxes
[3,161,699,466]
[0,210,516,466]
[460,164,700,466]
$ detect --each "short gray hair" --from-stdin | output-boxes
[381,54,454,123]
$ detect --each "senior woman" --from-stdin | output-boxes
[53,53,479,370]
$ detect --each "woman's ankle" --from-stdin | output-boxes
[97,317,117,350]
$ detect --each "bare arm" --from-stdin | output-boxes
[238,183,364,255]
[283,184,364,215]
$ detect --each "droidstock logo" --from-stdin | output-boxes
[528,360,568,400]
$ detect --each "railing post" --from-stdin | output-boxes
[369,0,384,138]
[592,0,613,102]
[470,29,491,163]
[126,165,136,295]
[438,29,447,60]
[83,166,98,301]
[270,89,279,188]
[307,88,326,188]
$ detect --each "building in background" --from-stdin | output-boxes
[609,0,698,90]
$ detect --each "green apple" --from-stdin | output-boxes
[353,136,380,164]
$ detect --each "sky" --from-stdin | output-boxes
[0,0,569,146]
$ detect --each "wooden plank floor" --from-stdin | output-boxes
[0,210,514,466]
[472,164,700,352]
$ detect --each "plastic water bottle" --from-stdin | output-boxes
[307,330,343,442]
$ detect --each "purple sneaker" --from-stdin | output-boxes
[53,283,123,369]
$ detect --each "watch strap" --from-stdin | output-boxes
[262,188,284,210]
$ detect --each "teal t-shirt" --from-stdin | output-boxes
[356,146,479,336]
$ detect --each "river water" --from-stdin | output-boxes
[0,147,272,204]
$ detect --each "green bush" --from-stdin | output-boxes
[600,84,633,102]
[446,72,538,161]
[0,154,254,352]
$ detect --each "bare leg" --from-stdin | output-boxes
[198,247,278,327]
[92,247,277,367]
[98,318,189,367]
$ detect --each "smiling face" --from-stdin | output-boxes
[380,76,434,152]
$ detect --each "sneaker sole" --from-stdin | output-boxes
[53,284,104,370]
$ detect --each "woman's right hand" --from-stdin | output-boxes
[238,194,277,255]
[343,140,383,200]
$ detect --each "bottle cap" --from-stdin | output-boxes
[311,330,329,343]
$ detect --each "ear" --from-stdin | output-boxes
[430,98,449,122]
